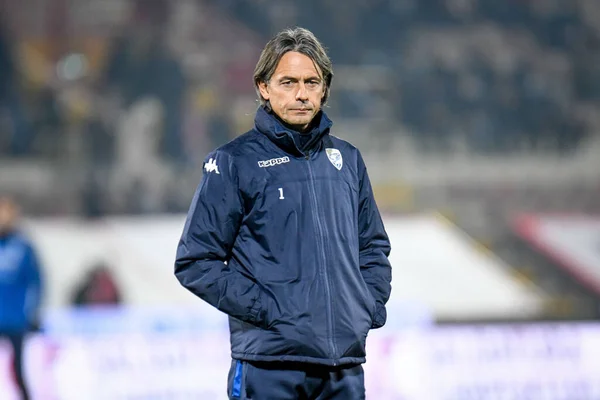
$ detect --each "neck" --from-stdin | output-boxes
[0,228,13,238]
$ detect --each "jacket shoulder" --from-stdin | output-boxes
[214,130,261,159]
[328,134,364,165]
[328,134,360,154]
[8,232,33,248]
[327,135,371,176]
[3,232,35,259]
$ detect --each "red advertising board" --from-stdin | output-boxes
[513,214,600,294]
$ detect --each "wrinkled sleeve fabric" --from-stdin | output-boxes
[175,151,266,327]
[357,151,392,329]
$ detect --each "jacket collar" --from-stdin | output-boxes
[0,229,18,242]
[254,106,333,156]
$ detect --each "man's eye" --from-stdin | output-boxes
[281,81,292,86]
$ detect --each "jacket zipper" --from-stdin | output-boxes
[305,154,338,364]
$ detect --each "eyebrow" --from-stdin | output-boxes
[278,75,322,82]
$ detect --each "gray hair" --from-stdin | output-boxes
[253,27,333,108]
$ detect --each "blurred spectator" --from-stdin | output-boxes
[0,196,44,400]
[101,0,186,161]
[71,262,122,306]
[0,21,33,157]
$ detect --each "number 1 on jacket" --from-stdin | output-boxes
[278,188,284,200]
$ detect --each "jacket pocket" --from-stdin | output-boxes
[251,290,273,330]
[253,289,285,331]
[367,292,378,324]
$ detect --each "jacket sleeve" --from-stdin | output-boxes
[357,151,392,329]
[175,151,266,326]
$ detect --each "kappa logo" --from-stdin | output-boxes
[258,156,290,168]
[326,148,343,170]
[204,158,220,174]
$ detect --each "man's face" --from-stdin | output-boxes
[0,197,18,233]
[259,51,326,132]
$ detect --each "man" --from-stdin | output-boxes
[0,196,43,400]
[175,27,392,399]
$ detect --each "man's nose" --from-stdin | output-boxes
[296,83,308,101]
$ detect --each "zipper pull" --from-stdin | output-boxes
[304,152,310,160]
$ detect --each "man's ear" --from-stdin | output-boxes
[258,81,270,101]
[322,85,329,104]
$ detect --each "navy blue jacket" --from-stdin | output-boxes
[175,107,392,366]
[0,231,43,333]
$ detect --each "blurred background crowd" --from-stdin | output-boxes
[1,0,598,212]
[1,0,600,397]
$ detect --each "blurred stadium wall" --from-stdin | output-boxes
[1,0,600,398]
